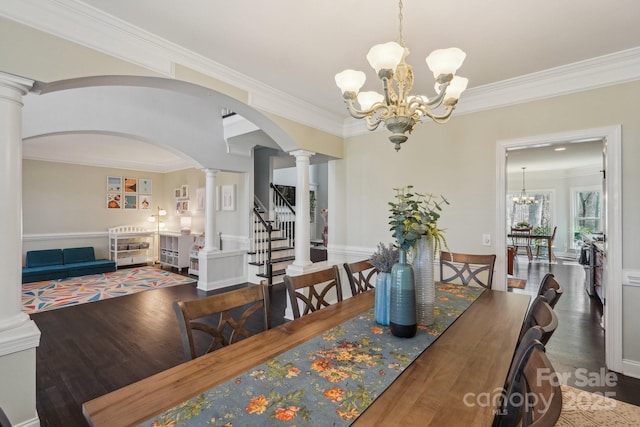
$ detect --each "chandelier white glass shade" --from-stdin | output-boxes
[513,167,537,205]
[334,0,468,151]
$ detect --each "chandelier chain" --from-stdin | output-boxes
[398,0,405,47]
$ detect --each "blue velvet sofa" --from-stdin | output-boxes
[22,247,116,283]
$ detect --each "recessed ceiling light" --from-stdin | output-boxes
[554,147,567,151]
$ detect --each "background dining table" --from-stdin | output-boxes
[83,285,530,427]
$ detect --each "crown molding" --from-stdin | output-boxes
[2,0,639,140]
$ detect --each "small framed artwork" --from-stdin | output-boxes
[196,187,205,211]
[181,184,189,199]
[124,194,137,210]
[138,178,152,194]
[174,188,182,198]
[107,193,121,209]
[139,195,152,210]
[181,200,190,212]
[124,177,137,193]
[107,176,122,192]
[222,184,235,211]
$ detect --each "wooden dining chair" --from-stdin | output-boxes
[0,405,11,427]
[535,226,557,261]
[284,265,343,319]
[496,340,562,427]
[343,259,377,297]
[439,251,496,289]
[520,295,558,345]
[536,273,563,308]
[173,280,271,360]
[510,226,533,262]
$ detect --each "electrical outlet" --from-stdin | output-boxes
[482,234,491,246]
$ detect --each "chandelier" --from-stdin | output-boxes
[334,0,468,151]
[513,167,537,205]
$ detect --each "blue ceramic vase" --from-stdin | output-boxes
[389,249,417,338]
[374,272,391,326]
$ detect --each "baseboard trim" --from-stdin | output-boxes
[13,414,40,427]
[621,358,640,380]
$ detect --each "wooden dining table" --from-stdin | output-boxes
[83,287,530,427]
[508,233,555,263]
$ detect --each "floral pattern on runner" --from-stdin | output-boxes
[143,284,484,427]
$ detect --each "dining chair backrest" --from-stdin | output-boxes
[497,340,562,427]
[0,405,11,427]
[439,251,496,289]
[536,273,563,308]
[343,260,378,297]
[520,296,558,345]
[284,265,343,319]
[173,280,271,361]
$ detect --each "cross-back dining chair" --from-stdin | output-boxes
[173,280,271,361]
[520,295,558,345]
[510,226,533,262]
[343,260,378,297]
[496,340,562,427]
[535,226,557,261]
[537,273,563,308]
[439,251,496,289]
[0,405,11,427]
[284,265,343,319]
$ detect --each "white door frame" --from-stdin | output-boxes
[495,125,622,373]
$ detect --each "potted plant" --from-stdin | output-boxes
[387,186,450,333]
[369,242,399,326]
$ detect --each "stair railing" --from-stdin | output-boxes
[251,204,273,285]
[271,183,296,248]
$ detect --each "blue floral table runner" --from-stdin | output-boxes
[142,283,484,427]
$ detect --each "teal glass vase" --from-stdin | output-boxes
[389,249,417,338]
[374,272,391,326]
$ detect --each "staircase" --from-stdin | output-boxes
[248,186,296,285]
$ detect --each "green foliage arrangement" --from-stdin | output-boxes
[369,242,400,273]
[388,185,450,253]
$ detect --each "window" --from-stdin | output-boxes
[506,191,552,235]
[572,186,601,247]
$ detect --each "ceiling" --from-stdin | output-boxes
[8,0,640,171]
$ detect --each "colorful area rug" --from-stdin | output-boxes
[22,266,195,314]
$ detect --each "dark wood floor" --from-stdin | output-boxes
[31,261,640,426]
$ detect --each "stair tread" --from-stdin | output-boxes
[247,246,293,256]
[249,256,295,267]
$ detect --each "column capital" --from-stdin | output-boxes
[0,72,34,100]
[201,168,220,176]
[289,149,315,159]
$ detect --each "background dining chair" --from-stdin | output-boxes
[439,251,496,289]
[284,265,343,319]
[496,340,562,427]
[510,226,533,262]
[343,260,377,297]
[536,273,563,308]
[173,280,271,360]
[535,225,557,261]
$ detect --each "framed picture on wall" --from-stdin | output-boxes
[222,184,235,211]
[107,193,121,209]
[174,188,182,198]
[181,184,189,199]
[124,177,137,193]
[139,195,152,210]
[196,187,205,211]
[107,176,122,192]
[124,194,137,209]
[138,178,152,194]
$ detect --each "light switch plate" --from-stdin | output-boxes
[482,234,491,246]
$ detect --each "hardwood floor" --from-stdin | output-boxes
[30,262,640,426]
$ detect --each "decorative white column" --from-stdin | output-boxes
[202,168,218,252]
[290,150,315,269]
[0,72,41,426]
[197,169,245,291]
